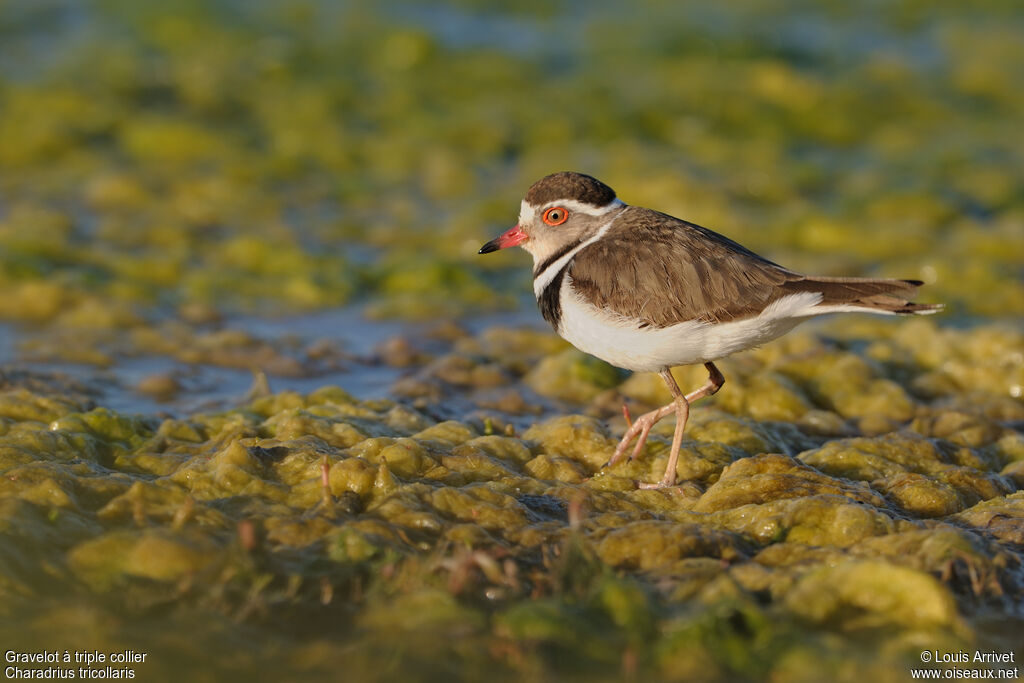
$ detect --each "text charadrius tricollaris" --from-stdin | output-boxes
[480,171,942,488]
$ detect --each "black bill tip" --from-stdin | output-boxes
[478,240,500,255]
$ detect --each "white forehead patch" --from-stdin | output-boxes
[521,197,625,223]
[518,200,536,226]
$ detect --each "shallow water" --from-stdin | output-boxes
[0,303,549,416]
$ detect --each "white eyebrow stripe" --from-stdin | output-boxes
[521,198,624,223]
[550,198,624,216]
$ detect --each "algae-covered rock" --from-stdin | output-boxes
[2,367,1015,683]
[439,448,518,483]
[878,473,962,517]
[453,436,533,468]
[799,432,1013,509]
[799,433,947,479]
[685,412,778,456]
[68,530,220,590]
[596,521,752,571]
[372,493,446,535]
[695,453,885,512]
[523,415,616,472]
[419,353,510,389]
[911,410,1007,448]
[714,495,896,547]
[777,352,917,422]
[364,438,434,479]
[0,389,87,423]
[264,515,337,548]
[0,464,81,509]
[952,492,1024,545]
[852,528,1000,585]
[783,560,962,630]
[473,326,569,363]
[413,420,478,446]
[524,349,625,403]
[328,456,378,498]
[326,525,394,563]
[51,408,156,446]
[264,411,368,448]
[429,486,529,533]
[524,454,587,483]
[168,443,290,503]
[715,370,816,422]
[97,480,228,528]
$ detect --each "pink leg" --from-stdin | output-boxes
[605,363,725,487]
[640,370,690,489]
[604,401,674,468]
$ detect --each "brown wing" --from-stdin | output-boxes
[567,208,936,327]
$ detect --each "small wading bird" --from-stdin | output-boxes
[479,172,941,488]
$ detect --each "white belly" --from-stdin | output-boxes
[556,277,823,372]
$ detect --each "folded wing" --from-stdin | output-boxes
[567,208,940,327]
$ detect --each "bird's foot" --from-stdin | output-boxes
[603,403,675,469]
[636,473,680,490]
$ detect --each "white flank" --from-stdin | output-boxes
[557,289,826,372]
[532,212,624,298]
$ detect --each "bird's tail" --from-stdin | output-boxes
[783,276,943,315]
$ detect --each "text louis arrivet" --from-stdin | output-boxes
[930,651,1016,664]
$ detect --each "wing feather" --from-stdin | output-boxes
[566,208,937,326]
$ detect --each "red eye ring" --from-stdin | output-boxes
[543,207,569,226]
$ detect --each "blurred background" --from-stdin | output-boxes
[0,0,1022,413]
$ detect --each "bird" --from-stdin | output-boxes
[479,171,942,489]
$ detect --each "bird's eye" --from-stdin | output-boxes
[543,207,569,226]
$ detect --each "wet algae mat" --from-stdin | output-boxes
[1,0,1023,681]
[2,319,1023,681]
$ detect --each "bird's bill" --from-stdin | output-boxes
[479,225,528,254]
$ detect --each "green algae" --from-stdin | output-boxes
[2,344,1021,680]
[3,320,1022,682]
[596,522,752,572]
[525,350,627,403]
[783,560,963,631]
[69,529,223,591]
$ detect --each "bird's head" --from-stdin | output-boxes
[479,172,626,267]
